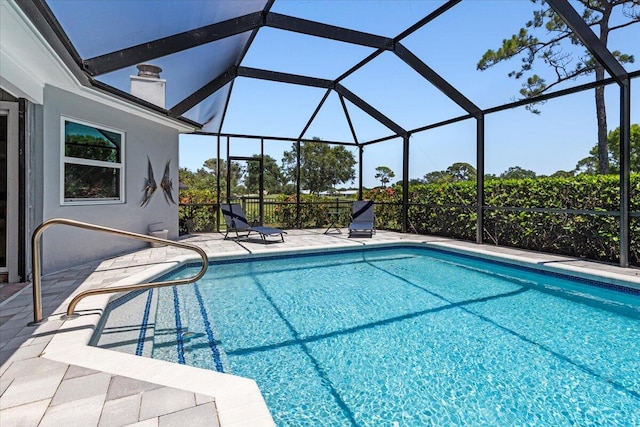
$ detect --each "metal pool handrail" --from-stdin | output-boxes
[30,218,208,325]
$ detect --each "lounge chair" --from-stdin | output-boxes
[348,200,375,238]
[220,203,286,243]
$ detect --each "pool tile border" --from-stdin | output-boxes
[171,241,640,296]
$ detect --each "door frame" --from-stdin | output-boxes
[227,156,264,223]
[1,101,19,282]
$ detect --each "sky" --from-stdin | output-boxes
[179,0,640,188]
[47,0,640,189]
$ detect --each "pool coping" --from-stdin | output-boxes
[40,257,275,426]
[37,237,640,427]
[422,241,640,291]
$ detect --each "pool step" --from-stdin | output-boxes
[92,285,228,373]
[152,284,228,373]
[91,289,158,357]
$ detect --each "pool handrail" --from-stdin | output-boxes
[29,218,208,325]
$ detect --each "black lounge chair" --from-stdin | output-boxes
[348,200,375,238]
[220,203,286,243]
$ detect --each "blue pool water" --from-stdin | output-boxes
[147,247,640,426]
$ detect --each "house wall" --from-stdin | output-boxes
[41,85,180,274]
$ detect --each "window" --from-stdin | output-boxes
[61,118,125,204]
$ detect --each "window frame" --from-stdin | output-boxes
[60,116,126,205]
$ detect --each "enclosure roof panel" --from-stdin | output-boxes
[20,0,634,141]
[46,0,268,59]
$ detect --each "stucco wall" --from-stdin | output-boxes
[41,85,180,274]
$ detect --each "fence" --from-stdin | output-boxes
[179,197,361,234]
[178,197,638,266]
[179,198,420,234]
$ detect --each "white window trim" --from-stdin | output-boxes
[60,116,126,205]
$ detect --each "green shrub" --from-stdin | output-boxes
[179,204,218,234]
[372,175,639,265]
[179,175,639,265]
[274,194,348,228]
[362,187,402,230]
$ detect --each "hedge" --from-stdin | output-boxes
[274,194,354,228]
[364,175,639,266]
[178,175,639,266]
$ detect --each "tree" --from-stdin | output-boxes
[477,0,639,174]
[576,123,640,173]
[606,123,640,172]
[446,162,477,181]
[178,166,215,191]
[282,138,356,194]
[396,178,425,186]
[65,134,119,162]
[178,167,195,188]
[202,158,245,193]
[374,166,395,187]
[575,155,599,175]
[550,169,576,178]
[182,158,244,196]
[500,166,537,179]
[244,154,285,194]
[423,162,477,184]
[202,158,243,185]
[424,170,452,184]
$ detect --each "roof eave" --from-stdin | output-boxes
[13,0,201,131]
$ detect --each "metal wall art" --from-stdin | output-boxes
[141,158,176,206]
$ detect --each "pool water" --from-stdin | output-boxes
[149,247,640,426]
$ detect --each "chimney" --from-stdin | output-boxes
[130,64,166,108]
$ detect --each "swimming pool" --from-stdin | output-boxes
[124,246,640,426]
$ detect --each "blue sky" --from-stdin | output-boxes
[46,0,640,188]
[179,0,640,188]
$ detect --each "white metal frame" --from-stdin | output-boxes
[59,116,126,205]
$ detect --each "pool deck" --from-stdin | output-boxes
[1,229,639,426]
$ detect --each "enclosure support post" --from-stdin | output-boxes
[358,146,364,201]
[402,134,410,233]
[225,137,231,204]
[476,113,485,244]
[296,139,301,228]
[619,80,631,268]
[216,135,221,232]
[548,0,630,267]
[260,138,264,224]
